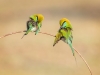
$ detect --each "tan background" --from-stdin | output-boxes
[0,0,100,75]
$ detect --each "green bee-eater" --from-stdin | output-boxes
[53,18,74,56]
[21,14,44,39]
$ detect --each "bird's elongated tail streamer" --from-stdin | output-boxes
[0,30,92,75]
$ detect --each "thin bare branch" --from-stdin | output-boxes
[0,31,23,39]
[73,47,92,75]
[0,30,92,75]
[0,30,55,39]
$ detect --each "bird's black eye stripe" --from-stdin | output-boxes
[62,21,66,25]
[36,16,38,21]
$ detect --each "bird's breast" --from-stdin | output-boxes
[31,27,37,32]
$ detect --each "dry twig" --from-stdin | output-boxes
[0,30,92,75]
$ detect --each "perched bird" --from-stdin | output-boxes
[53,18,74,56]
[21,14,44,39]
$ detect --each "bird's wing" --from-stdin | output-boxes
[35,23,41,35]
[53,32,63,46]
[60,29,74,55]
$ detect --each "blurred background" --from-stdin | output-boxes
[0,0,100,75]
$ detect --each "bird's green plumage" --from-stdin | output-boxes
[35,23,41,35]
[59,28,74,56]
[53,19,75,56]
[25,23,33,35]
[22,14,43,38]
[30,15,38,22]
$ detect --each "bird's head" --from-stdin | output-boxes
[30,14,44,23]
[59,18,67,27]
[36,14,44,23]
[59,18,72,29]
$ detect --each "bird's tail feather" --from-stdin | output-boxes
[68,42,75,56]
[69,43,78,66]
[21,34,25,39]
[21,28,32,39]
[25,29,31,35]
[68,40,78,66]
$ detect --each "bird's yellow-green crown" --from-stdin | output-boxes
[59,18,73,29]
[59,18,71,26]
[30,14,44,22]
